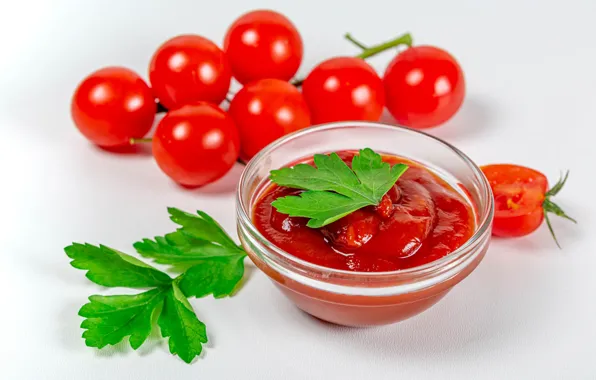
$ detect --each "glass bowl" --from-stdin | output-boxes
[236,121,494,327]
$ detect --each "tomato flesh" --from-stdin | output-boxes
[253,153,475,272]
[482,164,548,237]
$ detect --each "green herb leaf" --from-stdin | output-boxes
[134,210,246,291]
[270,151,372,201]
[179,255,246,298]
[134,231,240,267]
[68,209,247,364]
[270,148,408,228]
[271,190,370,228]
[168,208,239,251]
[158,283,208,364]
[134,208,244,268]
[352,148,409,199]
[79,287,167,349]
[65,243,172,288]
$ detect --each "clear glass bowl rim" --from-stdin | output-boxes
[236,121,494,281]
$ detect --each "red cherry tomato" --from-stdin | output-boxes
[481,164,575,245]
[153,102,240,187]
[71,67,156,147]
[383,46,465,129]
[224,10,303,84]
[302,57,385,124]
[149,35,231,110]
[228,78,310,161]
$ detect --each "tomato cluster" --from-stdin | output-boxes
[71,9,575,245]
[72,9,466,188]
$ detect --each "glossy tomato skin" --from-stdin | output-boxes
[224,10,303,84]
[228,78,310,161]
[383,46,465,129]
[71,67,156,147]
[153,102,240,187]
[481,164,548,237]
[149,35,231,110]
[302,57,385,124]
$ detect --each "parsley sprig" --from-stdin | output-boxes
[66,208,246,364]
[270,148,408,227]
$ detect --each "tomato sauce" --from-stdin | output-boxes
[253,151,475,272]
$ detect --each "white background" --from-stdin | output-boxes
[1,0,595,379]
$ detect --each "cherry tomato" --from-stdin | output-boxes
[224,10,303,84]
[71,67,156,147]
[481,164,575,245]
[302,57,385,124]
[383,46,465,129]
[228,78,310,161]
[149,35,231,110]
[153,102,240,187]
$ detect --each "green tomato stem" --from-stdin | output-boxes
[129,138,153,145]
[344,33,369,49]
[356,32,413,59]
[542,170,576,249]
[290,32,413,88]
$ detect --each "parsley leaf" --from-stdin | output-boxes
[179,255,246,298]
[134,208,247,298]
[65,243,172,288]
[168,208,240,251]
[270,191,371,228]
[134,208,244,268]
[270,148,408,228]
[158,282,208,364]
[67,209,245,364]
[79,287,167,349]
[352,148,408,199]
[134,231,237,267]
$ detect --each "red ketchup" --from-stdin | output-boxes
[253,151,475,272]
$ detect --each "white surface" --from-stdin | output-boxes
[1,0,595,379]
